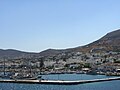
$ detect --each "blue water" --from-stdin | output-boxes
[0,74,120,90]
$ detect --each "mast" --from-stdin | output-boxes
[29,60,32,77]
[3,58,5,76]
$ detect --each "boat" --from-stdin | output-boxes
[10,73,38,80]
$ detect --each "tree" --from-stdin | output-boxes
[84,63,91,68]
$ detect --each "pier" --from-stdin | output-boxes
[0,77,120,85]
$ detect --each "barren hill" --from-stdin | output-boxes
[0,29,120,59]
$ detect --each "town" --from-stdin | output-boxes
[0,47,120,79]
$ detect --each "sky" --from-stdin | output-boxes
[0,0,120,52]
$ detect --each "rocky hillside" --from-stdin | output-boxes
[0,49,38,59]
[0,29,120,59]
[39,29,120,55]
[73,29,120,52]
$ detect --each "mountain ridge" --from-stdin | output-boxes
[0,29,120,59]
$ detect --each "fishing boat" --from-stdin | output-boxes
[10,73,38,80]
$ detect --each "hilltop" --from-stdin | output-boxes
[39,29,120,55]
[0,29,120,59]
[72,29,120,53]
[0,49,38,59]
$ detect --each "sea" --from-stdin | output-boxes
[0,74,120,90]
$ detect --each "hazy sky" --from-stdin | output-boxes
[0,0,120,52]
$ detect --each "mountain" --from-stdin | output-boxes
[0,29,120,59]
[39,29,120,55]
[0,49,38,59]
[73,29,120,52]
[39,49,63,56]
[39,48,73,57]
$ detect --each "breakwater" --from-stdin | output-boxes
[0,77,120,85]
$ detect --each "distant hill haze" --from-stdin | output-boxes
[0,29,120,59]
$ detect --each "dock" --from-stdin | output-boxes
[0,77,120,85]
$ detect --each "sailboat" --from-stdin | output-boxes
[0,58,13,79]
